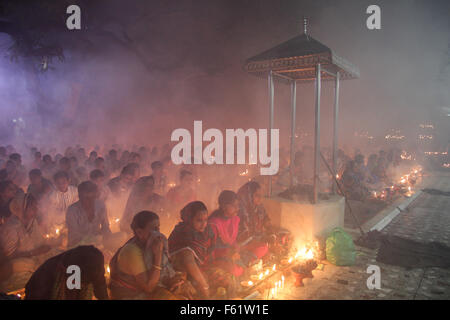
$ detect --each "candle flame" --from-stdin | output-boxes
[248,281,253,286]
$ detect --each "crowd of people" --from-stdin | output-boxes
[338,148,407,201]
[0,144,291,299]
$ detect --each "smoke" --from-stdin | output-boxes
[0,0,448,153]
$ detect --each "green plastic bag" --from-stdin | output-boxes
[326,227,356,266]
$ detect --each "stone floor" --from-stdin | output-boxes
[267,172,450,300]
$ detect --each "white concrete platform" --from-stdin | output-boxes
[263,195,345,243]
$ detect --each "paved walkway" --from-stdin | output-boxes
[273,172,450,300]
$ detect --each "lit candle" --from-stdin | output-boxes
[282,275,285,289]
[265,269,269,276]
[271,288,275,299]
[258,273,263,280]
[248,281,253,286]
[272,264,276,272]
[288,257,293,264]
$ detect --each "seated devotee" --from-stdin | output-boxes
[66,181,114,249]
[372,157,389,184]
[120,176,165,235]
[110,211,193,300]
[40,154,56,178]
[89,169,111,203]
[166,170,196,215]
[31,152,42,169]
[107,163,138,198]
[85,151,98,169]
[151,161,167,196]
[354,154,368,183]
[94,157,109,178]
[0,180,23,223]
[208,191,244,278]
[27,169,53,201]
[0,160,25,188]
[76,147,88,165]
[0,194,53,293]
[119,150,131,168]
[168,201,234,299]
[341,160,370,201]
[366,154,379,182]
[237,181,284,260]
[8,153,27,187]
[75,166,88,183]
[106,149,121,175]
[58,157,79,186]
[0,147,7,162]
[45,171,78,232]
[25,245,108,300]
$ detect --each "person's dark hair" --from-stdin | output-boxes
[95,157,104,164]
[180,201,207,223]
[89,169,105,180]
[59,157,70,166]
[243,181,261,196]
[180,169,192,181]
[218,190,238,207]
[121,163,138,176]
[355,154,365,164]
[9,153,21,162]
[43,154,52,162]
[346,160,355,170]
[0,198,13,219]
[6,159,15,168]
[29,169,42,178]
[109,149,117,157]
[25,245,108,300]
[78,180,98,196]
[0,180,14,194]
[53,170,69,182]
[130,152,140,161]
[151,161,163,170]
[130,210,159,232]
[89,151,97,158]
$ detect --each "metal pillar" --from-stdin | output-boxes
[332,72,340,194]
[313,64,321,204]
[290,80,297,187]
[268,70,274,197]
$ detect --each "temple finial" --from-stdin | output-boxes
[303,16,308,35]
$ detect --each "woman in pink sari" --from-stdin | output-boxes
[208,190,244,278]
